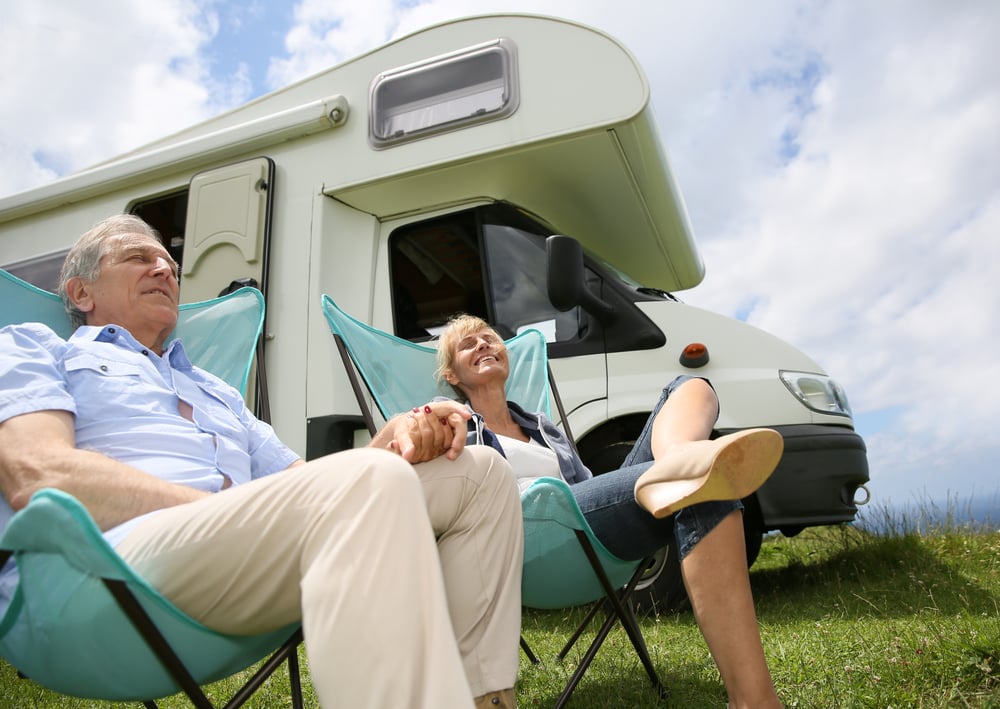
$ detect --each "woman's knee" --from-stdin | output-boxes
[671,376,716,400]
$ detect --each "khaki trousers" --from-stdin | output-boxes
[116,446,523,708]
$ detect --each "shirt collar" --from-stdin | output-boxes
[70,324,192,368]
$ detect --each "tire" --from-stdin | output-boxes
[742,494,765,565]
[583,440,635,475]
[632,544,686,615]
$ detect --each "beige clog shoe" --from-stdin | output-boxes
[634,428,783,519]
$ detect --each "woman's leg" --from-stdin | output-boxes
[579,377,725,559]
[648,377,718,455]
[681,511,781,709]
[633,378,783,519]
[622,377,782,707]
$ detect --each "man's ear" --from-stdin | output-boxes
[64,277,95,314]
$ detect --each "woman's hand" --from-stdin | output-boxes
[370,400,472,463]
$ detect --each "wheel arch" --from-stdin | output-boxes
[575,412,649,474]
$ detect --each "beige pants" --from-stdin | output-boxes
[116,446,523,708]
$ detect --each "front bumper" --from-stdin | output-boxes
[720,423,870,534]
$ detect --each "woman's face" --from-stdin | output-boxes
[446,327,510,391]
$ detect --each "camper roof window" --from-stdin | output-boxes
[370,39,519,148]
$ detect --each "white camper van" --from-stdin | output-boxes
[0,13,868,608]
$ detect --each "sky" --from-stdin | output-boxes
[2,0,998,521]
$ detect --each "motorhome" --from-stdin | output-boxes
[0,13,868,607]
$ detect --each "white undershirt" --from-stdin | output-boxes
[496,433,563,493]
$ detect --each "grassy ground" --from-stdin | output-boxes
[2,513,998,707]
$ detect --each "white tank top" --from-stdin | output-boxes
[496,433,563,493]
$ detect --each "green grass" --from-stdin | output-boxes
[3,510,999,707]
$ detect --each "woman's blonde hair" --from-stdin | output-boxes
[435,313,497,401]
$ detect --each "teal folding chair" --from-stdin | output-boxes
[321,295,666,707]
[0,268,303,708]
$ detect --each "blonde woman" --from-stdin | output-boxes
[436,314,784,709]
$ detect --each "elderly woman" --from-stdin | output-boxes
[435,314,784,709]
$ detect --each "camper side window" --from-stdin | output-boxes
[3,192,187,293]
[2,250,69,292]
[370,39,519,148]
[388,204,583,344]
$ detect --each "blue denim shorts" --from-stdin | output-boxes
[574,376,741,561]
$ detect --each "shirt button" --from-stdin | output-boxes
[107,327,116,334]
[100,365,108,372]
[141,349,149,356]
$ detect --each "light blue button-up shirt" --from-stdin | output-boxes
[0,322,300,614]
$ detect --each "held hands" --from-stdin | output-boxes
[375,400,471,464]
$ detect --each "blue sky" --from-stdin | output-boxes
[205,2,291,85]
[2,0,999,521]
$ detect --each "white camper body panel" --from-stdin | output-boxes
[0,14,868,543]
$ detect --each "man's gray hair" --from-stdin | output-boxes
[58,214,162,329]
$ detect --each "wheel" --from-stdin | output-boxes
[632,544,686,615]
[632,494,765,616]
[582,440,635,475]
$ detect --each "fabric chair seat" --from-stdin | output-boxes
[0,489,297,700]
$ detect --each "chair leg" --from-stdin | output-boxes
[106,579,305,709]
[553,607,620,709]
[288,642,304,709]
[223,628,304,709]
[620,598,669,700]
[596,555,666,697]
[520,635,540,665]
[555,533,667,705]
[556,598,602,660]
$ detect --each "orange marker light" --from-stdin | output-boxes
[679,342,709,368]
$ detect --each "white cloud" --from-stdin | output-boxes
[266,0,402,88]
[672,1,1000,504]
[0,0,250,197]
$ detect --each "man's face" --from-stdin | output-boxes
[72,233,180,348]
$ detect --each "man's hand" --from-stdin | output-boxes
[369,401,471,464]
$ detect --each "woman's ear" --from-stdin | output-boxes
[443,369,457,385]
[64,277,95,315]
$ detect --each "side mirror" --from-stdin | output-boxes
[546,235,615,324]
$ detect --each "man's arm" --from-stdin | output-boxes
[369,400,471,464]
[0,409,209,531]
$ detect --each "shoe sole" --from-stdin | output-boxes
[635,429,784,519]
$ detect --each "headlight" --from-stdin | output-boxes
[779,370,853,417]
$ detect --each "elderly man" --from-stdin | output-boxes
[0,214,522,709]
